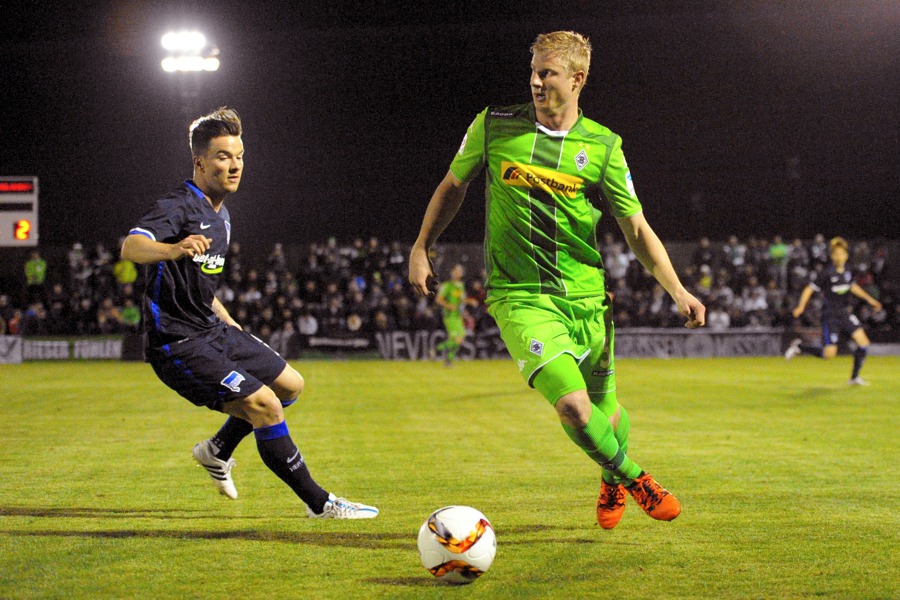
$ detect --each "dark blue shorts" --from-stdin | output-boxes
[148,324,287,412]
[822,312,862,346]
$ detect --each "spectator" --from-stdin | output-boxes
[24,250,47,303]
[113,253,138,288]
[269,320,295,357]
[723,235,746,272]
[605,243,630,285]
[707,303,731,331]
[121,298,141,330]
[297,310,319,337]
[810,234,828,266]
[693,237,716,269]
[268,242,287,274]
[768,235,789,287]
[97,298,124,334]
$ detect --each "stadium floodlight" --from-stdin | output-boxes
[161,55,220,73]
[161,31,206,53]
[161,30,220,73]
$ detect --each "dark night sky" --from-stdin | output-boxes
[1,1,898,247]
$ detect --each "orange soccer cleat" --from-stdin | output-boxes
[626,472,681,521]
[596,479,627,529]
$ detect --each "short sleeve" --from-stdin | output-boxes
[449,108,488,183]
[808,271,821,292]
[129,198,185,242]
[601,137,643,219]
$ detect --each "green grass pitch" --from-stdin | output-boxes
[1,356,898,599]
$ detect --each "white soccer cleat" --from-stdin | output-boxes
[307,493,379,519]
[192,440,238,500]
[784,338,802,361]
[848,377,870,386]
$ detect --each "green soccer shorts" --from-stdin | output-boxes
[487,293,616,403]
[443,311,466,340]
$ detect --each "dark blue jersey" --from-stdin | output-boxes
[808,264,854,319]
[129,180,231,348]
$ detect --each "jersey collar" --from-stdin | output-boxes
[529,104,584,136]
[185,180,207,201]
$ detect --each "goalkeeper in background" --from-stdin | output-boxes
[410,31,705,529]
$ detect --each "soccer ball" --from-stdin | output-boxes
[417,506,496,584]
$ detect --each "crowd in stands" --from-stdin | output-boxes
[1,235,895,347]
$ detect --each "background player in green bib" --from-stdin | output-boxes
[435,264,470,365]
[410,31,705,529]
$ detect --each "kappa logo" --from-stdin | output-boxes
[574,149,589,172]
[220,370,245,392]
[517,359,527,372]
[529,339,544,357]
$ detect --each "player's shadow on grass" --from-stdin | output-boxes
[0,528,410,549]
[0,506,263,520]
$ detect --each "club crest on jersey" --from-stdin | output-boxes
[529,338,544,357]
[193,253,225,275]
[220,370,245,392]
[574,149,589,172]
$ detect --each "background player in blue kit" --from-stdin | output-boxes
[786,236,883,385]
[121,107,377,518]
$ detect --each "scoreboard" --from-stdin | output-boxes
[0,176,39,247]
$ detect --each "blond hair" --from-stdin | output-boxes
[829,236,849,252]
[530,31,592,83]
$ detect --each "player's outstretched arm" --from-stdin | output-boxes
[121,233,211,265]
[850,283,883,313]
[616,212,705,329]
[409,171,469,296]
[792,285,815,318]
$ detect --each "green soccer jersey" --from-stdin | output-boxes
[449,103,643,301]
[438,280,466,316]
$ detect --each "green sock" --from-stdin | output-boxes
[447,341,460,360]
[607,406,631,485]
[562,402,642,482]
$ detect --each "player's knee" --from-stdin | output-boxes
[555,392,592,428]
[274,366,304,403]
[242,387,284,426]
[288,371,304,398]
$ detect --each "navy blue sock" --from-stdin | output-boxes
[210,399,297,460]
[254,421,330,512]
[799,343,824,357]
[210,417,253,461]
[852,347,868,379]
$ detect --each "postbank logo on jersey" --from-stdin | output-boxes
[193,253,226,275]
[500,161,583,200]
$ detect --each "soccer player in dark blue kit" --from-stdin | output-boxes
[122,107,377,518]
[786,236,882,385]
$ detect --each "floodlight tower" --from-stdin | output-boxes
[160,30,220,122]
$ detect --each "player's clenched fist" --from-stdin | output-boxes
[169,234,212,260]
